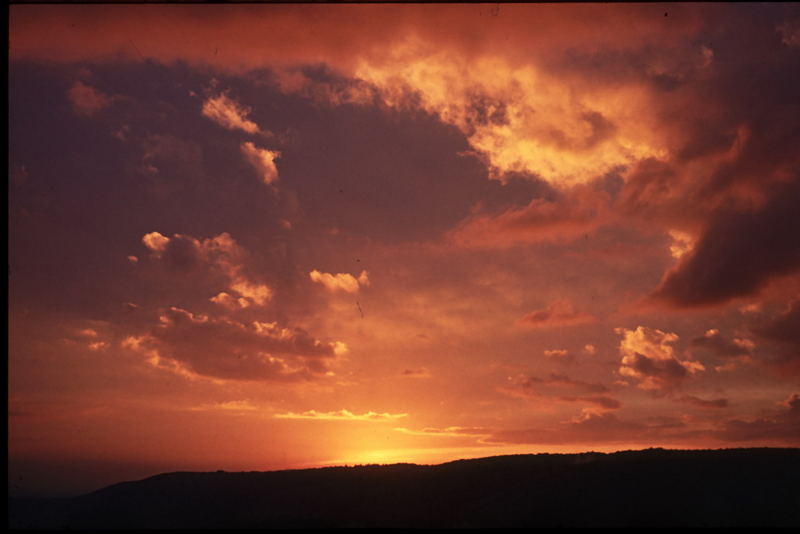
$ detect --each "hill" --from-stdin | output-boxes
[8,448,800,528]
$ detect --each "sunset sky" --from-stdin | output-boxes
[9,3,800,497]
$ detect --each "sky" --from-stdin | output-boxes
[8,3,800,497]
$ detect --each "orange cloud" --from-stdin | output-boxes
[273,409,407,421]
[393,426,490,438]
[518,300,595,328]
[449,186,610,248]
[309,269,370,294]
[617,326,704,392]
[202,93,260,134]
[240,142,280,185]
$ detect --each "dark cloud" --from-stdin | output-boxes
[504,373,617,409]
[127,307,344,381]
[626,353,691,388]
[488,412,644,445]
[750,300,800,373]
[751,299,800,348]
[516,373,610,395]
[712,393,800,442]
[689,329,753,358]
[651,178,800,307]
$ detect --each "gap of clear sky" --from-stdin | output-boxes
[9,3,800,497]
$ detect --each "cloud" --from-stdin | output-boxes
[309,269,370,294]
[201,93,260,134]
[401,367,431,378]
[558,396,621,410]
[518,300,595,328]
[487,411,646,445]
[273,409,407,421]
[142,231,170,254]
[651,178,800,307]
[690,328,754,358]
[502,373,618,409]
[123,306,344,381]
[448,186,609,247]
[142,231,273,307]
[712,392,800,442]
[679,395,729,409]
[511,373,610,395]
[750,300,800,373]
[617,326,704,391]
[393,426,490,437]
[751,299,800,349]
[68,81,112,116]
[240,142,280,185]
[667,229,695,259]
[543,349,575,365]
[191,400,258,412]
[209,292,249,310]
[353,43,666,186]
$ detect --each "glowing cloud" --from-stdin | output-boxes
[141,231,273,307]
[123,307,343,381]
[273,409,407,421]
[309,269,370,294]
[201,93,260,134]
[240,142,280,185]
[617,326,704,391]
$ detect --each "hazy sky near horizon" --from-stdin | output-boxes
[9,3,800,496]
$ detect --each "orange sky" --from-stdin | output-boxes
[9,3,800,496]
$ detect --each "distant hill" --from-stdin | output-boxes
[8,448,800,528]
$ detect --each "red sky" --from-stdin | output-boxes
[8,3,800,496]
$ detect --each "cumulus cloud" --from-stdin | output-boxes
[201,93,260,134]
[123,306,344,381]
[667,229,695,259]
[142,231,170,254]
[273,409,407,421]
[518,299,595,328]
[209,292,249,310]
[309,269,370,294]
[68,81,112,115]
[617,326,704,391]
[240,141,280,185]
[142,231,273,307]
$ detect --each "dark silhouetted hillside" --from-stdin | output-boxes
[8,448,800,528]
